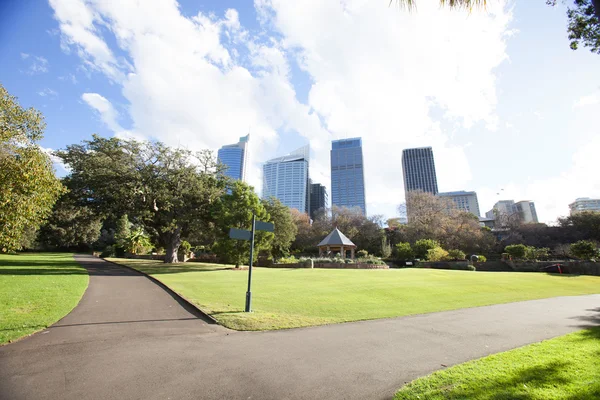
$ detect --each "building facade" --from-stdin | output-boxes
[402,147,439,195]
[485,200,516,220]
[217,134,249,182]
[262,146,310,213]
[569,198,600,215]
[486,200,538,225]
[437,191,481,217]
[330,138,366,215]
[514,201,539,224]
[309,183,328,220]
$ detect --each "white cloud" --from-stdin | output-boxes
[573,92,600,108]
[40,146,70,174]
[51,0,513,216]
[38,88,58,98]
[21,54,49,74]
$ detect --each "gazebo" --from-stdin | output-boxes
[317,228,357,259]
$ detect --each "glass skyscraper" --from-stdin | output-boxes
[330,138,366,215]
[217,134,249,181]
[401,147,439,195]
[262,146,310,213]
[309,182,328,220]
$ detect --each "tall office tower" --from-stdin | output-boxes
[309,183,328,220]
[262,146,310,213]
[569,198,600,215]
[330,138,367,215]
[514,201,539,224]
[217,134,249,182]
[401,147,439,195]
[437,191,481,217]
[485,200,516,220]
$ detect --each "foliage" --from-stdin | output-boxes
[395,242,415,261]
[37,195,102,249]
[0,253,88,344]
[277,255,299,264]
[476,255,487,263]
[289,208,315,253]
[115,214,131,250]
[115,258,600,331]
[381,236,392,258]
[262,197,297,259]
[524,246,550,261]
[570,240,599,260]
[426,246,450,262]
[413,239,440,259]
[0,84,64,251]
[447,249,466,261]
[125,227,153,255]
[505,244,527,259]
[57,135,225,263]
[180,240,192,254]
[100,245,116,258]
[212,181,273,267]
[548,0,600,54]
[356,249,369,258]
[559,211,600,242]
[357,256,387,265]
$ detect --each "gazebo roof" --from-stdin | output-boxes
[317,228,356,247]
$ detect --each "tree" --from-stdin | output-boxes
[290,208,315,253]
[0,84,64,252]
[115,214,131,250]
[37,195,102,249]
[558,211,600,242]
[548,0,600,54]
[395,242,414,261]
[57,135,225,263]
[124,227,153,255]
[381,236,392,258]
[413,239,440,259]
[569,240,599,259]
[262,197,297,259]
[212,181,273,267]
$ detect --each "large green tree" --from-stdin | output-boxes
[57,135,225,262]
[212,181,273,267]
[0,84,64,252]
[262,197,297,259]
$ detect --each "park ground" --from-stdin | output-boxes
[108,258,600,330]
[0,253,88,344]
[395,326,600,399]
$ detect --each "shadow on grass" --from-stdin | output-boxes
[0,257,87,275]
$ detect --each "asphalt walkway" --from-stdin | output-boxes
[0,255,598,400]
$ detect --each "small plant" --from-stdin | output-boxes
[476,255,487,263]
[356,250,369,258]
[277,255,299,264]
[447,249,466,261]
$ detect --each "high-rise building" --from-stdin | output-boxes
[402,147,439,195]
[330,138,366,215]
[262,146,310,213]
[309,183,328,220]
[437,191,481,217]
[514,201,539,224]
[217,134,249,182]
[485,200,516,220]
[569,198,600,215]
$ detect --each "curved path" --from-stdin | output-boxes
[1,255,598,400]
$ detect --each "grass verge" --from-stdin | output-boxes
[395,327,600,399]
[107,258,600,331]
[0,253,88,345]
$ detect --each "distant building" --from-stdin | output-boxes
[330,138,366,215]
[485,200,516,220]
[217,134,249,182]
[437,191,481,217]
[309,183,328,220]
[569,198,600,215]
[402,147,439,196]
[263,146,310,213]
[514,201,539,224]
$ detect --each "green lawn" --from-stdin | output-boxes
[395,327,600,399]
[0,253,88,345]
[108,258,600,331]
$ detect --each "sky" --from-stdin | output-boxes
[1,0,599,224]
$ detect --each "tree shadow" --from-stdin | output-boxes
[0,257,88,275]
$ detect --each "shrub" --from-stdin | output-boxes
[358,256,387,265]
[356,250,369,258]
[413,239,439,259]
[277,255,299,264]
[505,244,527,259]
[100,245,116,258]
[570,240,599,260]
[426,247,449,262]
[180,241,192,254]
[524,246,550,261]
[466,265,476,271]
[476,255,487,263]
[395,242,414,261]
[447,249,466,261]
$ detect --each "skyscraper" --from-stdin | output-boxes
[569,198,600,215]
[262,146,310,213]
[217,134,249,182]
[437,191,481,217]
[402,147,439,195]
[514,201,539,224]
[330,138,366,215]
[309,183,328,220]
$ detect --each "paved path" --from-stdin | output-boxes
[1,255,599,400]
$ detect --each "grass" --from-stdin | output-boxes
[395,326,600,399]
[0,253,88,345]
[108,258,600,331]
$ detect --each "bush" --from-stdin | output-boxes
[447,249,466,261]
[357,256,387,265]
[395,242,414,261]
[100,245,116,258]
[426,247,449,262]
[180,240,192,254]
[413,239,440,259]
[505,244,527,259]
[356,249,369,258]
[277,255,299,264]
[476,255,487,263]
[570,240,599,260]
[466,265,476,271]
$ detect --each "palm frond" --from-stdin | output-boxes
[392,0,488,11]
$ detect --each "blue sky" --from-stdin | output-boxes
[1,0,599,223]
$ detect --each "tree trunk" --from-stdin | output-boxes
[163,229,182,263]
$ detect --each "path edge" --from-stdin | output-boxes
[101,257,220,325]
